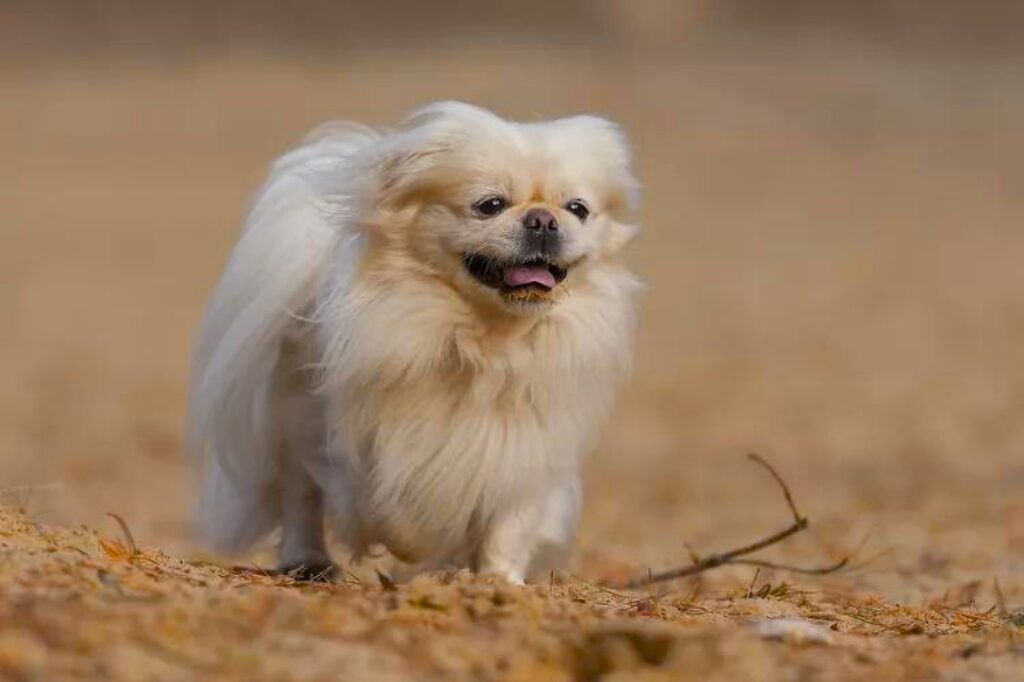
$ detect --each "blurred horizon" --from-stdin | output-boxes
[6,1,1024,66]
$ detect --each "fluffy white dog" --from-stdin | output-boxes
[187,102,640,583]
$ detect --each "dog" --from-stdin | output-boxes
[187,102,640,583]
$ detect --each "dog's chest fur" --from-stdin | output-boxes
[314,270,634,560]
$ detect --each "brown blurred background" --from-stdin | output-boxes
[3,2,1022,603]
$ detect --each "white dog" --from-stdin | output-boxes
[187,102,640,583]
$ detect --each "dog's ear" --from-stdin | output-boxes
[557,116,641,254]
[561,116,640,214]
[374,101,509,207]
[376,147,445,201]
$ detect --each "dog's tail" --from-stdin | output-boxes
[186,123,378,553]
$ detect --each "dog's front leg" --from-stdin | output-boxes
[475,500,543,585]
[475,478,580,585]
[278,463,336,581]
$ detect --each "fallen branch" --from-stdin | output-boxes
[728,555,851,575]
[613,453,853,589]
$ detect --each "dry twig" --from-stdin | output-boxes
[613,454,854,589]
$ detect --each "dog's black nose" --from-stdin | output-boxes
[523,208,559,232]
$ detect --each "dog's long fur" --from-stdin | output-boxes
[188,102,640,582]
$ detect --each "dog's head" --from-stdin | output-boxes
[365,102,639,312]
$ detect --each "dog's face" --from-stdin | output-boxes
[370,103,639,313]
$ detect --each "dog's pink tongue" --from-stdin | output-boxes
[503,265,556,289]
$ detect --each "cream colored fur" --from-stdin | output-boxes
[187,102,640,583]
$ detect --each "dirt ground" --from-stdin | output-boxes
[2,12,1023,681]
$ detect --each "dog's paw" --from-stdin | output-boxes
[277,560,340,583]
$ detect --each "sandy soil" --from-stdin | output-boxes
[2,34,1023,680]
[1,506,1018,681]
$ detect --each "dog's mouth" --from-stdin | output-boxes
[463,254,569,300]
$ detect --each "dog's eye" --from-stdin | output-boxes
[565,199,590,222]
[473,197,508,217]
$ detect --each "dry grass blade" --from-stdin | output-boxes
[612,454,854,589]
[377,569,398,592]
[106,512,138,556]
[993,577,1008,617]
[745,568,762,598]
